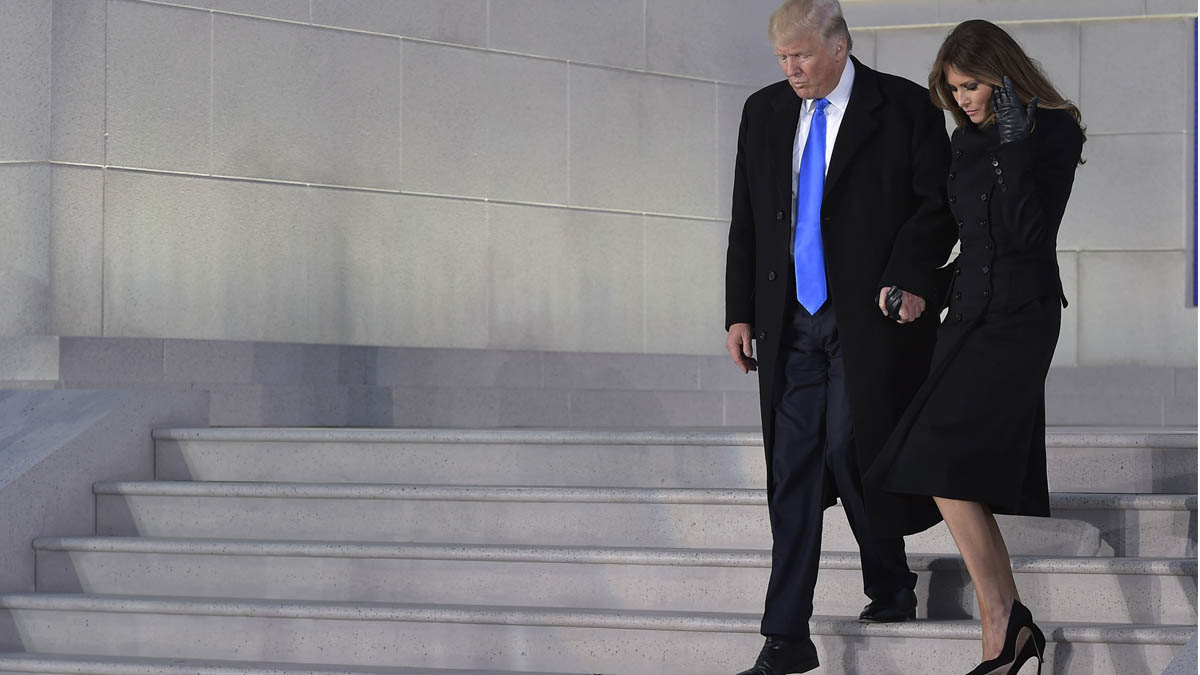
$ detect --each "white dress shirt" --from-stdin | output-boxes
[791,57,855,247]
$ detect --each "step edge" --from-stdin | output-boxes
[0,595,1191,645]
[151,427,1197,449]
[91,482,1200,510]
[33,538,1200,576]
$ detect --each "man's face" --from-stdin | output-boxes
[774,30,847,100]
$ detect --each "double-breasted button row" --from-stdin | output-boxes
[768,271,777,281]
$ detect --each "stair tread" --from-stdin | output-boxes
[152,426,1198,448]
[0,593,1191,645]
[0,653,571,674]
[32,536,1199,575]
[91,481,1200,510]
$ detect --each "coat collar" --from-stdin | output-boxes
[824,56,882,197]
[767,56,883,204]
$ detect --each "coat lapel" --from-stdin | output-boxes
[824,57,882,198]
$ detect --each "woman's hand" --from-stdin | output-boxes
[992,76,1038,144]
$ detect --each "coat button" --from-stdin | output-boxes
[768,271,777,281]
[756,330,766,340]
[949,172,956,180]
[776,210,784,221]
[955,267,961,276]
[982,265,990,274]
[985,241,993,250]
[978,218,986,227]
[954,291,963,301]
[949,195,957,204]
[983,289,991,298]
[954,312,963,322]
[997,176,1005,184]
[979,193,989,201]
[994,167,1002,175]
[957,219,964,228]
[991,158,999,167]
[1000,184,1008,192]
[955,149,964,157]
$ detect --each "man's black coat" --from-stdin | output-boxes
[725,57,957,501]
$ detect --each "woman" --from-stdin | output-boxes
[863,19,1086,675]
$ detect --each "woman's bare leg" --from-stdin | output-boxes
[934,496,1019,660]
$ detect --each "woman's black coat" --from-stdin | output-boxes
[863,108,1086,535]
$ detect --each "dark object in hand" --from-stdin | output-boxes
[992,76,1037,144]
[885,286,904,321]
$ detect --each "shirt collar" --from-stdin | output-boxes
[804,57,855,114]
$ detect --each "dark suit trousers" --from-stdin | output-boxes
[760,296,917,639]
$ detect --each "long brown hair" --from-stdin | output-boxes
[929,20,1085,142]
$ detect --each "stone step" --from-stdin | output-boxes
[153,427,1198,493]
[34,537,1198,625]
[0,653,569,675]
[0,594,1190,675]
[94,482,1198,558]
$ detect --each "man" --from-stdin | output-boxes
[724,1,957,673]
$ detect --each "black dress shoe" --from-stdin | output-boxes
[858,587,917,623]
[735,636,819,674]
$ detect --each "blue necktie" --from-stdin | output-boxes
[794,98,829,314]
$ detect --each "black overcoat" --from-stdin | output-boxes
[725,58,958,501]
[863,109,1085,536]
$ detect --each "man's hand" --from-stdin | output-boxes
[726,323,758,373]
[877,287,926,324]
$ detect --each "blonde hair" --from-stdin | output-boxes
[768,0,852,52]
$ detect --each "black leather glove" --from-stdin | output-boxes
[884,286,903,321]
[992,76,1038,144]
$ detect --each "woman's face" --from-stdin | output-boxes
[945,66,994,124]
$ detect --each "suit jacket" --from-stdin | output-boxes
[724,57,957,500]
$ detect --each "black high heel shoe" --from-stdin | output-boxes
[964,600,1046,675]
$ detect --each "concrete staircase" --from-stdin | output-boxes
[0,427,1194,674]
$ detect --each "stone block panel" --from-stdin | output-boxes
[0,0,50,161]
[1077,251,1197,367]
[1003,22,1081,104]
[393,387,570,427]
[569,65,716,217]
[196,0,310,21]
[374,348,544,389]
[568,389,724,427]
[305,191,490,349]
[213,14,402,188]
[106,0,211,173]
[1082,18,1195,134]
[542,352,699,391]
[51,0,105,164]
[0,337,59,383]
[1060,134,1188,252]
[481,53,570,204]
[59,337,165,385]
[50,166,103,337]
[874,26,948,91]
[0,165,52,337]
[646,0,781,85]
[644,216,728,355]
[489,0,645,69]
[488,204,644,353]
[312,0,487,47]
[401,44,568,203]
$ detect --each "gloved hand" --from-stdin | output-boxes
[992,76,1038,144]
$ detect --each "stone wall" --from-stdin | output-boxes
[1,0,1195,368]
